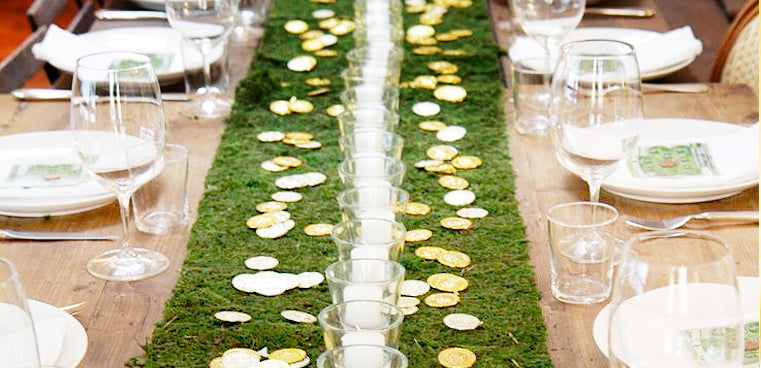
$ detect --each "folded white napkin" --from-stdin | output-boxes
[31,24,100,73]
[607,122,759,190]
[630,26,703,73]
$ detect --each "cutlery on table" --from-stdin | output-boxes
[95,9,167,21]
[0,229,117,241]
[60,302,86,316]
[584,7,656,17]
[12,89,190,102]
[642,83,710,94]
[625,211,759,230]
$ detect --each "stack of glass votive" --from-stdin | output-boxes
[316,0,409,366]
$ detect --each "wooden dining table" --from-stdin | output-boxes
[0,0,757,367]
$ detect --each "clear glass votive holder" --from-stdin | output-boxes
[318,300,404,349]
[317,345,408,368]
[336,185,409,222]
[325,259,406,305]
[339,130,404,161]
[132,143,190,235]
[337,155,406,189]
[546,201,619,304]
[341,67,400,91]
[340,86,399,113]
[511,57,553,136]
[337,107,399,136]
[331,218,406,261]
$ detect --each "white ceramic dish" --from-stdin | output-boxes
[131,0,165,11]
[593,276,759,367]
[0,131,114,217]
[602,119,758,203]
[508,27,698,80]
[29,299,88,368]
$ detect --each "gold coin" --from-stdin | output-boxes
[318,17,339,29]
[411,75,438,89]
[325,104,345,117]
[302,38,326,52]
[401,305,419,315]
[427,273,468,292]
[284,20,309,34]
[307,87,330,96]
[437,74,462,84]
[269,348,308,364]
[442,49,467,57]
[285,132,314,142]
[437,175,469,190]
[425,163,457,174]
[450,29,473,37]
[414,245,446,260]
[419,120,447,132]
[269,100,291,115]
[287,55,318,72]
[304,223,334,236]
[314,49,338,57]
[305,77,330,87]
[403,201,431,215]
[412,46,442,55]
[438,347,476,368]
[437,250,471,268]
[287,97,314,113]
[424,292,460,308]
[406,4,427,13]
[440,216,473,230]
[434,85,467,103]
[428,61,458,74]
[435,32,459,41]
[451,155,482,169]
[427,145,459,160]
[209,357,225,368]
[406,24,436,39]
[412,36,438,46]
[331,20,356,35]
[300,30,323,40]
[256,201,288,213]
[246,213,277,229]
[420,13,443,25]
[405,229,434,242]
[272,156,302,168]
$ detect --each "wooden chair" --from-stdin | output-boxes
[0,26,49,93]
[710,0,759,95]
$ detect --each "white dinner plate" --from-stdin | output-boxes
[602,119,759,203]
[29,299,88,368]
[131,0,165,10]
[508,27,698,80]
[593,276,759,367]
[0,131,114,217]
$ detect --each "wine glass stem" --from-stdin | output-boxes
[543,36,560,69]
[589,180,601,202]
[116,193,136,257]
[200,40,213,94]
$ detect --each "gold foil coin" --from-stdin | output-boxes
[287,55,317,72]
[424,292,460,308]
[303,223,334,236]
[426,144,458,160]
[272,156,302,168]
[326,104,345,117]
[256,201,288,213]
[437,250,471,268]
[300,30,323,40]
[314,49,338,57]
[330,20,355,35]
[442,49,467,56]
[438,347,476,368]
[437,175,469,190]
[284,131,314,142]
[406,24,436,39]
[434,85,467,103]
[415,159,444,169]
[440,216,473,230]
[318,17,339,29]
[307,87,330,96]
[427,273,468,292]
[403,201,431,215]
[412,46,442,55]
[287,97,314,113]
[284,20,309,34]
[209,357,225,368]
[428,61,458,74]
[414,246,445,260]
[451,155,482,169]
[257,131,285,142]
[269,348,307,364]
[435,32,459,41]
[402,305,419,315]
[405,228,433,242]
[437,74,462,84]
[269,100,291,115]
[450,29,473,37]
[246,214,277,229]
[419,120,447,131]
[305,77,330,86]
[411,75,438,89]
[443,313,483,331]
[426,163,457,174]
[312,9,335,19]
[301,38,326,52]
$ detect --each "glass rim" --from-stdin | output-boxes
[337,156,407,177]
[316,344,408,367]
[75,51,153,72]
[0,257,18,285]
[546,201,618,227]
[325,258,406,282]
[331,218,407,243]
[559,39,636,58]
[317,299,405,329]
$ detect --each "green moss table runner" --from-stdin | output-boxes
[134,0,552,366]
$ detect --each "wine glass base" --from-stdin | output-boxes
[190,95,232,119]
[87,248,170,281]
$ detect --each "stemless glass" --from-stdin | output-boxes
[608,230,744,368]
[0,258,40,368]
[71,51,169,281]
[550,40,642,202]
[165,0,235,118]
[510,0,585,67]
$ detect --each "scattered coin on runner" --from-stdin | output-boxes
[281,310,318,323]
[297,271,325,288]
[434,85,468,103]
[404,229,433,242]
[451,155,483,169]
[209,357,225,368]
[443,190,476,206]
[284,131,314,143]
[246,214,277,229]
[407,24,436,38]
[269,348,308,364]
[436,125,467,142]
[436,250,471,268]
[428,61,458,74]
[424,292,460,308]
[304,223,334,236]
[456,207,488,218]
[257,360,289,368]
[312,8,335,19]
[398,296,421,308]
[437,74,462,84]
[414,246,446,260]
[284,20,309,34]
[287,97,314,113]
[256,219,296,239]
[440,216,473,230]
[419,120,447,132]
[257,131,285,142]
[412,101,441,117]
[401,279,431,296]
[271,191,303,203]
[314,49,338,57]
[415,159,444,168]
[443,313,483,330]
[403,201,431,215]
[326,104,345,117]
[295,140,322,149]
[318,17,339,29]
[261,160,289,172]
[222,348,262,368]
[215,311,252,323]
[426,145,458,160]
[438,347,476,368]
[272,156,303,168]
[412,46,442,55]
[256,201,288,213]
[287,55,318,72]
[269,100,291,115]
[438,175,469,190]
[270,211,291,223]
[401,305,419,316]
[306,87,330,96]
[427,273,469,292]
[245,255,279,270]
[426,163,457,174]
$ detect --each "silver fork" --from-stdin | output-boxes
[625,211,759,230]
[0,229,116,241]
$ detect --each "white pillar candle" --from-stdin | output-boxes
[342,344,386,368]
[355,156,387,180]
[359,218,393,243]
[350,246,390,260]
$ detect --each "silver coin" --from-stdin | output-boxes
[401,305,419,316]
[398,296,421,308]
[244,256,279,270]
[291,356,311,368]
[258,360,290,368]
[436,125,467,142]
[444,190,476,206]
[281,310,318,323]
[257,131,285,142]
[401,279,431,296]
[298,271,325,288]
[412,101,441,117]
[456,207,489,219]
[231,273,259,293]
[222,348,261,368]
[214,311,252,323]
[312,9,335,19]
[415,159,444,168]
[272,191,303,202]
[443,313,483,330]
[256,220,296,238]
[262,160,289,172]
[295,140,322,149]
[269,211,292,223]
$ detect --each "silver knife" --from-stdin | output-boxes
[584,7,656,17]
[95,9,167,21]
[0,229,117,241]
[12,89,190,102]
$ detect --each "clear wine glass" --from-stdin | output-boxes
[0,258,40,368]
[70,51,169,282]
[608,230,744,368]
[510,0,586,68]
[165,0,236,118]
[549,40,642,202]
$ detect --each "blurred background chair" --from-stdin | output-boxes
[710,0,759,95]
[0,25,49,93]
